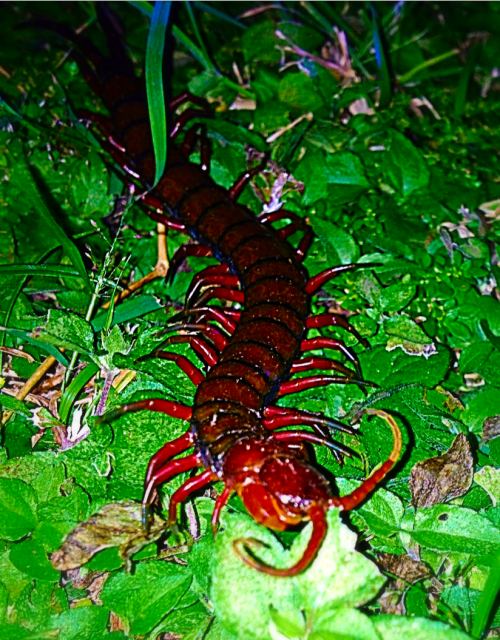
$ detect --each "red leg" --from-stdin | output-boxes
[277,375,374,397]
[330,409,402,511]
[164,323,228,351]
[187,274,239,308]
[306,263,381,295]
[290,357,354,378]
[137,351,205,386]
[229,157,268,201]
[234,505,327,577]
[263,405,354,434]
[276,222,301,240]
[171,107,212,139]
[307,314,369,349]
[200,124,211,173]
[168,469,216,526]
[272,429,353,458]
[185,263,231,301]
[194,286,245,308]
[143,453,202,506]
[301,337,362,378]
[100,398,192,424]
[183,306,237,334]
[168,244,213,283]
[211,486,233,536]
[169,92,208,111]
[145,431,194,486]
[259,209,312,262]
[163,335,218,367]
[181,126,199,156]
[138,194,186,231]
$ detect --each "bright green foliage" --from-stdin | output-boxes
[1,1,500,639]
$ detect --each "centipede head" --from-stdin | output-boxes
[223,436,331,576]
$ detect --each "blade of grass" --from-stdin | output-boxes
[185,1,212,69]
[193,2,246,29]
[371,4,392,109]
[59,362,99,423]
[398,49,460,84]
[146,0,171,188]
[14,156,90,289]
[0,327,69,366]
[0,264,82,278]
[455,43,480,117]
[472,555,500,638]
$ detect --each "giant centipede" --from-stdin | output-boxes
[29,7,402,577]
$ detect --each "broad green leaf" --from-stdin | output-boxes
[474,467,500,507]
[146,1,171,187]
[212,511,385,640]
[0,393,31,416]
[101,561,191,635]
[0,478,37,541]
[312,218,360,265]
[412,504,500,556]
[383,131,430,196]
[48,606,109,640]
[384,315,435,357]
[311,608,380,640]
[37,309,94,355]
[373,615,472,640]
[356,489,405,538]
[9,537,59,581]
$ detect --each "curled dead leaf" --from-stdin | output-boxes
[409,433,474,509]
[51,501,167,571]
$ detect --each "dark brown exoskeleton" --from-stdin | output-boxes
[28,7,401,576]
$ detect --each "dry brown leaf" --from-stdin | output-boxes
[410,433,474,509]
[483,415,500,443]
[377,552,432,584]
[51,500,167,571]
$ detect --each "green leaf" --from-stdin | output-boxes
[0,264,82,278]
[37,309,94,355]
[12,156,89,289]
[0,478,37,541]
[311,608,380,640]
[374,614,472,640]
[412,504,500,556]
[0,393,31,416]
[146,1,171,187]
[0,327,69,366]
[312,218,360,266]
[212,511,385,640]
[91,294,162,331]
[384,315,435,357]
[59,363,99,424]
[101,561,191,635]
[10,537,59,581]
[48,606,109,640]
[383,131,430,196]
[380,283,416,312]
[474,467,500,507]
[356,488,405,538]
